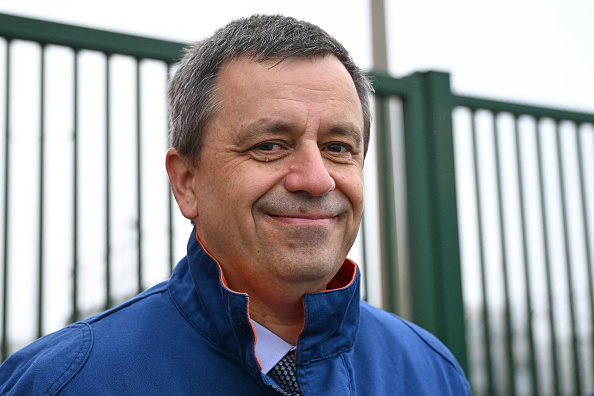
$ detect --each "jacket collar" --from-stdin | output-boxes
[168,229,361,371]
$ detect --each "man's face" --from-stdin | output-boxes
[191,55,364,295]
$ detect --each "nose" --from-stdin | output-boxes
[284,144,336,196]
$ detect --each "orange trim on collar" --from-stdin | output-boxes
[193,230,263,371]
[247,300,263,371]
[326,259,357,291]
[194,229,233,291]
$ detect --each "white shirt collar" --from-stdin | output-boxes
[251,320,295,374]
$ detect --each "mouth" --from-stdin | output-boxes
[266,213,337,226]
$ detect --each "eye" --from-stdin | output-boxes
[325,143,351,154]
[254,142,281,152]
[249,141,289,162]
[322,142,357,164]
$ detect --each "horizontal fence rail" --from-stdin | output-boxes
[0,13,184,61]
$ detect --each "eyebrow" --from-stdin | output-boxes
[327,124,363,151]
[234,118,297,147]
[234,118,363,150]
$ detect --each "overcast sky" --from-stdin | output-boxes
[2,0,594,113]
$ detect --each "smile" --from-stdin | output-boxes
[267,214,337,226]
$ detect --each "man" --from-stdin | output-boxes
[0,15,470,395]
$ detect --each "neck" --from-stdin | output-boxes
[231,264,356,345]
[221,268,335,345]
[249,295,305,345]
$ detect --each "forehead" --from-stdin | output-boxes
[213,55,364,129]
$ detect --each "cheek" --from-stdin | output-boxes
[226,167,286,209]
[335,172,364,213]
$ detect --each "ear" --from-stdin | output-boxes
[165,148,199,220]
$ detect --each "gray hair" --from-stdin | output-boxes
[167,14,373,160]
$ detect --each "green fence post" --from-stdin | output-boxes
[400,71,468,373]
[374,96,399,315]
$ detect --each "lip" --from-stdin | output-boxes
[266,214,337,226]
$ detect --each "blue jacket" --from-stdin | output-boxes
[0,231,470,395]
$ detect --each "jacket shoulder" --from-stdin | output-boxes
[357,301,470,394]
[0,282,170,395]
[0,323,93,396]
[359,301,460,365]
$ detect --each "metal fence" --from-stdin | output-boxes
[0,13,187,360]
[1,13,593,396]
[451,97,594,395]
[370,71,594,395]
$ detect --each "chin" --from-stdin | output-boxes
[274,255,343,285]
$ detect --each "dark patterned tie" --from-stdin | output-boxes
[268,351,303,396]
